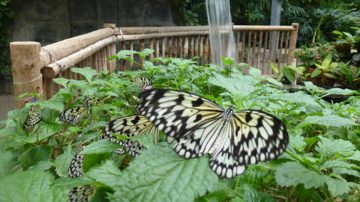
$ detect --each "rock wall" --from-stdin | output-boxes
[11,0,182,45]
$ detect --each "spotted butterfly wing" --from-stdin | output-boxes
[137,89,288,178]
[102,115,158,157]
[60,106,88,124]
[69,154,85,178]
[68,153,95,202]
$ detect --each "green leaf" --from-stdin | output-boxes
[37,99,64,112]
[304,81,320,93]
[71,67,97,83]
[18,145,52,169]
[323,88,356,96]
[283,67,296,83]
[270,92,320,108]
[303,115,357,127]
[315,137,355,157]
[348,151,360,161]
[310,68,322,78]
[321,54,332,68]
[86,160,122,188]
[111,143,219,202]
[54,147,74,177]
[0,170,54,202]
[80,140,120,155]
[0,150,14,177]
[323,176,350,197]
[275,162,324,189]
[290,135,307,151]
[52,78,70,88]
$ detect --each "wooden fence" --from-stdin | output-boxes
[10,23,299,107]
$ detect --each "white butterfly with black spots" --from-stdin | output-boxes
[137,89,289,178]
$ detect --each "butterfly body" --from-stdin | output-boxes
[137,89,288,178]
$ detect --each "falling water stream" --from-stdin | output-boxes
[206,0,236,66]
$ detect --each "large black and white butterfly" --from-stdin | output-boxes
[102,115,158,157]
[137,89,288,178]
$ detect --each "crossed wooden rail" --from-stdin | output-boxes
[10,23,299,107]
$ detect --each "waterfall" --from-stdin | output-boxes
[206,0,236,66]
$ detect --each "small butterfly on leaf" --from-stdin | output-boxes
[24,105,42,131]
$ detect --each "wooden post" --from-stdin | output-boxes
[10,42,43,108]
[288,23,299,63]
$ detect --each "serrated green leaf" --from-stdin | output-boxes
[86,160,122,187]
[270,92,320,108]
[0,170,54,202]
[80,140,120,155]
[290,135,307,151]
[18,145,52,169]
[304,81,320,92]
[315,137,355,157]
[54,147,74,177]
[83,121,107,132]
[321,160,357,170]
[37,100,64,112]
[323,176,350,197]
[18,123,63,143]
[111,143,219,202]
[275,162,324,189]
[71,67,97,83]
[303,115,356,127]
[52,78,70,88]
[348,151,360,161]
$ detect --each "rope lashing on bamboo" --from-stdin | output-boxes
[13,74,42,84]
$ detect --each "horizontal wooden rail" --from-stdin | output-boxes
[10,23,299,107]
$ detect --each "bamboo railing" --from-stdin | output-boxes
[10,23,299,107]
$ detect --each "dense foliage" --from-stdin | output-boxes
[179,0,360,46]
[0,0,13,77]
[0,50,359,201]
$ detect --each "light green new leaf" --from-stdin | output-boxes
[86,160,122,188]
[111,143,219,202]
[80,140,120,155]
[71,67,97,83]
[303,115,357,127]
[0,170,54,202]
[52,78,70,88]
[315,137,355,157]
[275,162,324,189]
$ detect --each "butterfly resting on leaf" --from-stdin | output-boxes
[137,89,289,178]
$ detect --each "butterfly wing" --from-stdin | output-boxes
[103,115,156,157]
[69,154,84,178]
[137,89,225,158]
[231,110,288,165]
[60,106,87,124]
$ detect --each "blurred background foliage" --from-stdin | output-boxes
[179,0,360,46]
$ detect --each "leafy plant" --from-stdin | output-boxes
[0,52,359,201]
